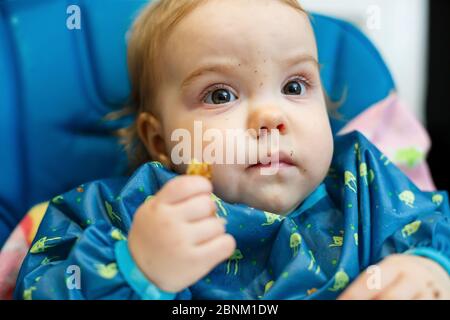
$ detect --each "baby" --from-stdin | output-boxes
[16,0,449,300]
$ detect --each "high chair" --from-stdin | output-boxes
[0,0,435,299]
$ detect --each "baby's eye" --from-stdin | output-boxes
[282,80,307,96]
[204,88,238,105]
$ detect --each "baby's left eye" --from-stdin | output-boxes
[282,80,307,96]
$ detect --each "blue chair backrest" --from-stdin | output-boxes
[0,0,394,246]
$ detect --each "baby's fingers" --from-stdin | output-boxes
[415,281,450,300]
[175,194,217,222]
[197,234,236,270]
[375,275,422,300]
[158,176,212,204]
[190,217,227,244]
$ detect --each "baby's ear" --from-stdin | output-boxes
[137,112,172,168]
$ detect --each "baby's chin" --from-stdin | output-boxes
[230,184,308,216]
[212,168,314,215]
[247,193,304,216]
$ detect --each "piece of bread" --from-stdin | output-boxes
[186,159,212,180]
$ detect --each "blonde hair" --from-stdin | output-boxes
[113,0,306,171]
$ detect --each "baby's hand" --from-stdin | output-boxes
[128,175,236,293]
[339,254,450,300]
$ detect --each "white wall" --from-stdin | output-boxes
[301,0,429,123]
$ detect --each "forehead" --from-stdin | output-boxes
[162,0,317,79]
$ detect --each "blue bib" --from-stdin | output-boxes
[15,132,449,300]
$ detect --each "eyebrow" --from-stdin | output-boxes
[181,54,319,88]
[282,53,319,68]
[181,63,236,89]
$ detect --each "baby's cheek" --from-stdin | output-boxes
[302,120,334,178]
[209,164,242,201]
[303,145,333,188]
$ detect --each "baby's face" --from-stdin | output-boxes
[146,0,333,215]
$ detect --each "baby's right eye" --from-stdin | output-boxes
[203,87,238,105]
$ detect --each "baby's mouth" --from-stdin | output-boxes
[246,151,296,170]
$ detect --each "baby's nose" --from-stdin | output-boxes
[247,106,288,139]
